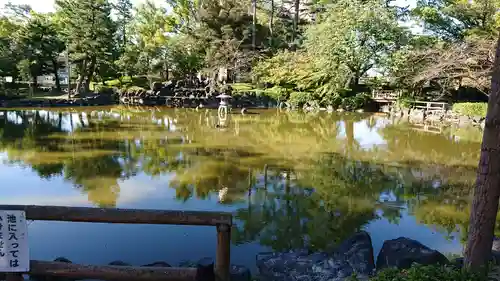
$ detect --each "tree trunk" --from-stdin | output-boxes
[52,59,61,93]
[252,0,257,50]
[84,57,97,94]
[75,59,88,95]
[269,0,274,46]
[464,35,500,269]
[292,0,299,48]
[30,74,37,97]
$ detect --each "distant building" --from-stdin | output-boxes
[36,68,69,86]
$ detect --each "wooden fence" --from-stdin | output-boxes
[412,101,448,114]
[0,205,233,281]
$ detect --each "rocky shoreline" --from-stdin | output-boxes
[14,232,494,281]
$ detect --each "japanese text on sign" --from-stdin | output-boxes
[0,211,29,272]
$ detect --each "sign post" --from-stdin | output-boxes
[0,211,29,273]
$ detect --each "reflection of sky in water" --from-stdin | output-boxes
[338,117,387,149]
[354,119,387,149]
[0,162,464,271]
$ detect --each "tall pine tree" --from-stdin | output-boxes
[55,0,115,94]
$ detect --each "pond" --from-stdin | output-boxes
[0,107,484,271]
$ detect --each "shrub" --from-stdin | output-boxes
[350,265,489,281]
[341,93,372,110]
[289,91,313,108]
[452,103,487,117]
[93,84,115,93]
[396,97,415,109]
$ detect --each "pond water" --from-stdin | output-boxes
[0,107,484,271]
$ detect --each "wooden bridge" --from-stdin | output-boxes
[0,205,232,281]
[371,90,449,114]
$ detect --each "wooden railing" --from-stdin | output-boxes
[0,205,233,281]
[412,101,448,113]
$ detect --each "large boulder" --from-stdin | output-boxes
[376,237,448,270]
[179,258,251,281]
[256,231,375,281]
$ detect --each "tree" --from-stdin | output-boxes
[464,35,500,269]
[252,0,257,49]
[293,0,299,47]
[0,17,20,82]
[55,0,115,94]
[131,0,175,87]
[166,0,201,31]
[390,36,496,97]
[304,0,407,90]
[412,0,500,40]
[113,0,133,51]
[15,13,66,92]
[254,0,407,106]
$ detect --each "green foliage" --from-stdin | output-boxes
[341,93,372,111]
[396,97,415,109]
[55,0,116,93]
[253,0,406,109]
[357,264,488,281]
[412,0,500,40]
[452,102,488,117]
[14,12,65,91]
[389,0,499,95]
[303,0,408,91]
[166,35,204,77]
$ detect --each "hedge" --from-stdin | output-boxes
[452,103,487,117]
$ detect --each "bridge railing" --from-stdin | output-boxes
[0,205,232,281]
[412,101,448,113]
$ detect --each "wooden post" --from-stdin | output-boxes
[215,224,231,281]
[6,273,23,281]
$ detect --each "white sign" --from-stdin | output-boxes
[0,211,29,272]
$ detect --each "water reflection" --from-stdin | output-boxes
[0,107,487,268]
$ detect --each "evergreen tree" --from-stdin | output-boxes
[55,0,116,94]
[15,13,66,93]
[113,0,133,51]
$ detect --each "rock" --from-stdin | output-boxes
[31,258,74,281]
[108,261,131,266]
[196,258,215,281]
[152,82,163,92]
[257,232,375,281]
[230,265,251,281]
[376,237,448,270]
[142,261,171,267]
[54,257,72,263]
[450,257,464,269]
[493,237,500,252]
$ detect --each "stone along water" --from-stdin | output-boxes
[0,107,483,272]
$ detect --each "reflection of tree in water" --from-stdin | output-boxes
[0,110,128,207]
[64,156,122,207]
[232,153,390,252]
[232,164,378,252]
[0,108,486,246]
[169,148,261,203]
